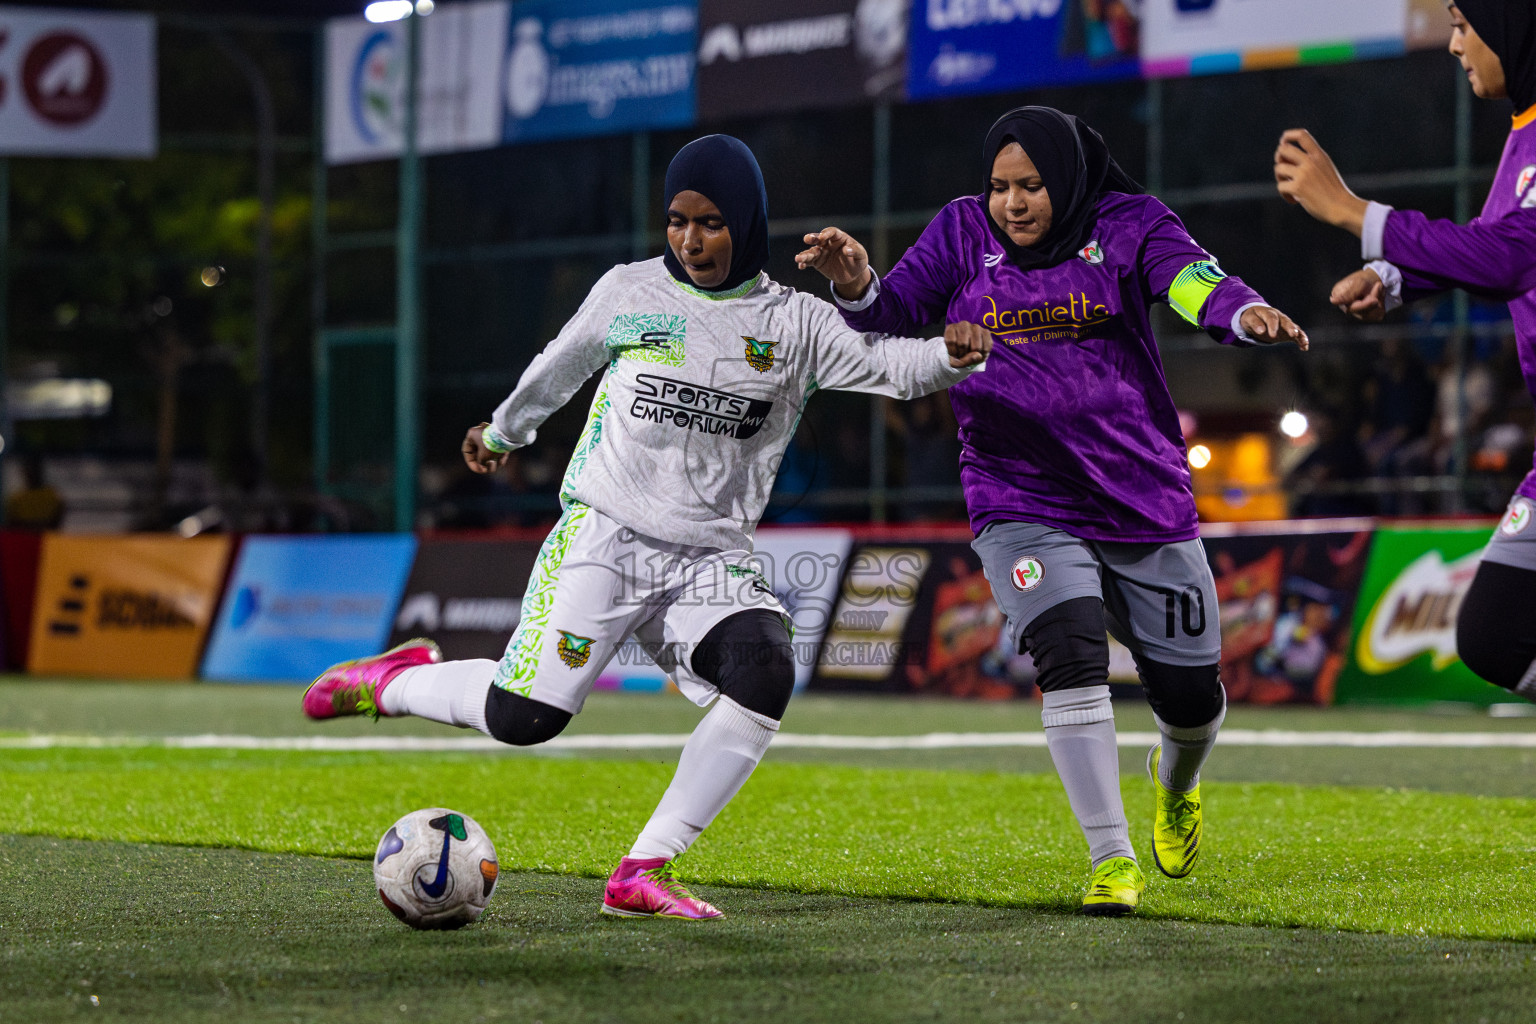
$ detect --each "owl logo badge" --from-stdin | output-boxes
[743,336,778,372]
[556,630,595,669]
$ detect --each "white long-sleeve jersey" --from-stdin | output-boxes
[487,258,980,551]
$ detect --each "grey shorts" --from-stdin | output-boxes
[972,520,1222,667]
[1484,495,1536,572]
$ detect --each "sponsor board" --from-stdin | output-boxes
[324,1,508,164]
[905,0,1138,101]
[502,0,696,145]
[697,0,907,120]
[387,535,542,661]
[201,535,417,682]
[1335,524,1501,706]
[1141,0,1408,78]
[595,527,852,694]
[28,535,232,679]
[0,5,155,157]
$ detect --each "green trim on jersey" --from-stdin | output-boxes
[606,313,687,366]
[1167,261,1227,326]
[559,377,612,501]
[493,500,592,695]
[668,273,762,302]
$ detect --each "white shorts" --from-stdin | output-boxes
[492,501,787,714]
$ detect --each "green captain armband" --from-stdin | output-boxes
[480,423,516,454]
[1167,261,1228,326]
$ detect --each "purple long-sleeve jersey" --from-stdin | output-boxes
[838,192,1266,542]
[1368,107,1536,504]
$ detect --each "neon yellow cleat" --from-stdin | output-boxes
[1081,856,1145,916]
[1147,744,1203,879]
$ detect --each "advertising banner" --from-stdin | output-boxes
[1141,0,1408,78]
[905,0,1139,102]
[0,5,155,158]
[324,1,509,165]
[1335,523,1501,706]
[201,535,417,683]
[811,522,1375,705]
[0,530,43,670]
[696,0,907,121]
[595,527,852,694]
[388,535,542,662]
[502,0,697,145]
[27,535,232,679]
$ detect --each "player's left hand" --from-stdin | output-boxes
[945,321,993,368]
[1274,129,1369,236]
[1240,306,1309,351]
[462,424,508,475]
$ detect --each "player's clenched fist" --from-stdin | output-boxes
[461,423,508,475]
[1329,267,1389,322]
[945,322,993,368]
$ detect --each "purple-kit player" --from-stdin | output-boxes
[799,106,1308,915]
[1275,0,1536,703]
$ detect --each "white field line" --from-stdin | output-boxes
[2,729,1536,752]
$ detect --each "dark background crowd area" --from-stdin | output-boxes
[0,5,1526,532]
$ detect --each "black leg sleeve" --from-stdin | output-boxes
[1456,560,1536,691]
[690,609,795,720]
[1022,596,1110,693]
[1135,657,1224,728]
[484,686,572,746]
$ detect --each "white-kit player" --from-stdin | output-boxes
[303,134,992,919]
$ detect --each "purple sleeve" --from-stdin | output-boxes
[840,204,969,336]
[1384,208,1536,302]
[1139,199,1267,346]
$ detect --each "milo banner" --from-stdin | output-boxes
[388,535,542,661]
[28,534,233,679]
[696,0,908,121]
[1335,522,1501,706]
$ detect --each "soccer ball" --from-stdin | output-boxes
[373,807,499,929]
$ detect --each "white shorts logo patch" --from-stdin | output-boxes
[1010,556,1045,592]
[1500,498,1533,537]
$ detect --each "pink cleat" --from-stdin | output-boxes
[600,857,723,920]
[301,639,442,721]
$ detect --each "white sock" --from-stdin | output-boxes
[379,659,494,735]
[1041,685,1134,868]
[1155,691,1227,793]
[628,697,779,861]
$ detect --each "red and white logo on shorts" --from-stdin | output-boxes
[1500,498,1532,537]
[1010,556,1045,592]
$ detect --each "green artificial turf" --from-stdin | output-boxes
[2,835,1534,1024]
[2,747,1534,940]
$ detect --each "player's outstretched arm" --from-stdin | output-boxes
[795,226,873,301]
[1237,306,1309,351]
[1273,129,1369,236]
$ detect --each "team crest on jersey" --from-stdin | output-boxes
[1078,240,1104,265]
[743,337,778,372]
[983,252,1005,268]
[1010,556,1045,592]
[1500,498,1533,537]
[555,630,595,669]
[1517,165,1536,199]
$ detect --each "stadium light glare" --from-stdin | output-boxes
[1280,410,1309,439]
[1188,444,1212,470]
[416,0,436,14]
[365,1,413,23]
[200,266,223,287]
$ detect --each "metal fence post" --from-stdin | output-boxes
[311,27,331,513]
[395,11,423,532]
[1450,67,1473,513]
[632,131,651,262]
[869,102,892,524]
[0,157,9,508]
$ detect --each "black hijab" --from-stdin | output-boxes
[1457,0,1536,114]
[981,106,1143,270]
[661,134,769,293]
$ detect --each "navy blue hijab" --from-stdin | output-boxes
[662,135,770,293]
[1458,0,1536,114]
